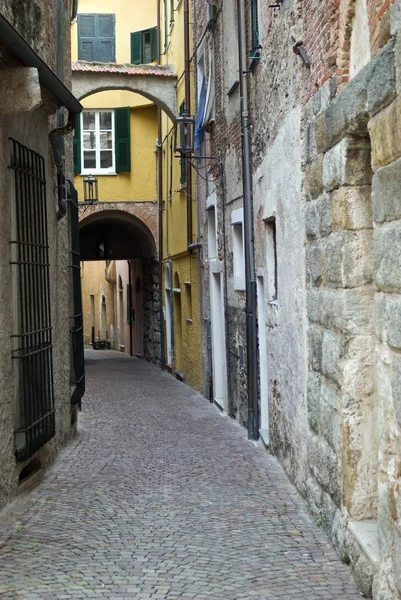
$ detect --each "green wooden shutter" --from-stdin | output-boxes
[97,14,115,62]
[250,0,259,53]
[115,107,131,173]
[150,27,158,61]
[130,31,142,64]
[73,113,81,175]
[78,14,96,61]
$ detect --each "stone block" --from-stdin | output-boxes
[374,293,386,341]
[322,330,342,384]
[315,79,368,155]
[308,325,323,372]
[315,40,396,154]
[391,0,401,35]
[304,89,321,121]
[304,156,324,200]
[372,158,401,224]
[377,480,392,552]
[341,335,375,399]
[323,137,372,192]
[386,294,401,349]
[373,221,401,292]
[394,526,401,594]
[305,193,332,240]
[320,382,341,452]
[306,242,323,286]
[308,288,373,335]
[0,68,42,114]
[320,77,337,112]
[307,371,321,431]
[396,34,401,95]
[317,193,332,237]
[365,38,396,116]
[332,186,372,230]
[369,95,401,170]
[391,356,401,428]
[325,230,373,288]
[305,201,320,240]
[305,120,318,164]
[308,431,340,503]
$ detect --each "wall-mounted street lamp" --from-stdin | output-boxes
[174,113,195,156]
[83,174,99,204]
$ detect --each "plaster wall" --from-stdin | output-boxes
[74,100,158,203]
[81,260,118,347]
[0,0,76,511]
[0,110,74,511]
[253,108,308,492]
[0,0,57,70]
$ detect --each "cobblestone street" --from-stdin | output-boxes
[0,350,361,600]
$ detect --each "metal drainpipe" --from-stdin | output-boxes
[184,0,193,248]
[53,0,67,219]
[236,0,259,440]
[157,0,166,370]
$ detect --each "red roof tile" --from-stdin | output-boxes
[72,61,176,78]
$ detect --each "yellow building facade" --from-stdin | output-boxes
[159,0,202,391]
[71,0,159,358]
[70,0,202,389]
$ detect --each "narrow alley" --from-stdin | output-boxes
[0,351,361,600]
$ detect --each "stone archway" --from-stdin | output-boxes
[78,202,158,260]
[79,206,160,365]
[72,62,177,122]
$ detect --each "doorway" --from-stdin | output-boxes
[165,263,173,365]
[257,276,269,445]
[118,276,125,350]
[173,272,183,372]
[210,271,227,409]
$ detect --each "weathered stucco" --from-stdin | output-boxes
[0,1,76,511]
[253,107,308,493]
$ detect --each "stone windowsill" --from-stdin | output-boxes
[348,519,380,568]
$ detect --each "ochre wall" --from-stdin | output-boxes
[71,0,158,64]
[159,0,202,391]
[74,92,158,203]
[81,260,118,347]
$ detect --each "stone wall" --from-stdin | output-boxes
[303,16,401,593]
[143,262,161,366]
[195,0,401,597]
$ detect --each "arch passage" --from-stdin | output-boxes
[79,207,157,261]
[79,207,160,365]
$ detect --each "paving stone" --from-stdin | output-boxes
[0,350,361,599]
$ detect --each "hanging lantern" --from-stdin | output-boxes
[174,113,195,156]
[83,174,99,204]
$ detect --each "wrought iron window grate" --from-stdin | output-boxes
[9,138,55,462]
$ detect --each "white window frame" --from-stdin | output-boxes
[231,208,245,291]
[81,109,116,175]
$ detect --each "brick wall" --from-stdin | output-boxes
[303,0,396,100]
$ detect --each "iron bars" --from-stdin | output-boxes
[9,138,55,462]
